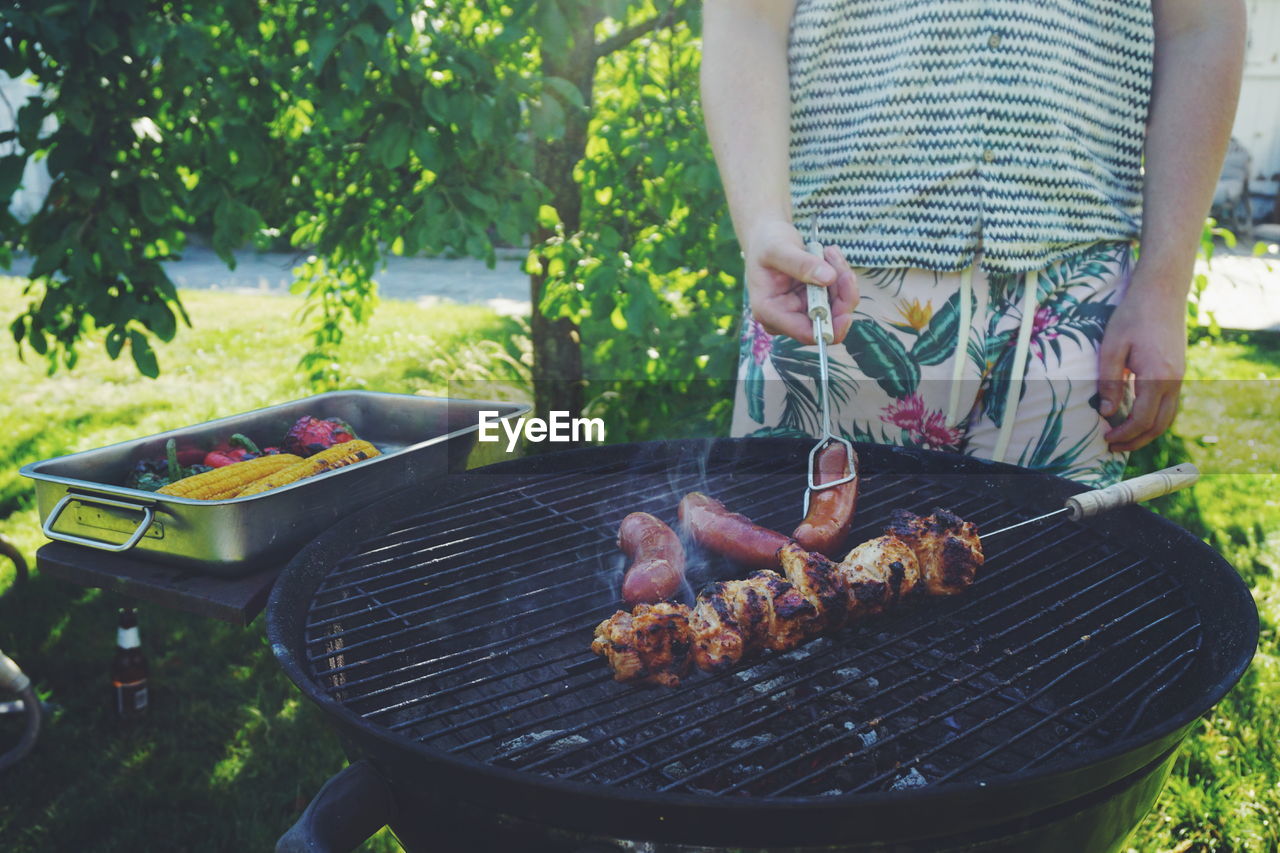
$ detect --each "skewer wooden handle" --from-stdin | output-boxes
[1065,463,1199,519]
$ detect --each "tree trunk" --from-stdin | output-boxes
[529,8,604,423]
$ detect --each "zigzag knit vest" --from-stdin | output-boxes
[789,0,1153,274]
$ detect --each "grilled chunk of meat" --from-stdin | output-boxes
[693,571,818,658]
[886,508,984,596]
[744,569,819,652]
[591,602,694,687]
[779,542,849,632]
[837,535,921,617]
[690,583,749,672]
[706,577,771,652]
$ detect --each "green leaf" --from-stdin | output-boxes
[147,301,178,342]
[744,359,765,423]
[536,204,561,229]
[129,330,159,378]
[30,241,66,278]
[350,22,378,49]
[461,186,496,214]
[843,320,919,398]
[412,129,437,165]
[105,327,125,359]
[376,121,411,169]
[1063,301,1113,345]
[543,76,585,112]
[29,321,48,355]
[139,182,169,224]
[212,197,254,267]
[535,1,571,50]
[530,94,565,141]
[16,99,45,148]
[86,26,119,55]
[983,345,1018,429]
[310,30,340,71]
[0,155,25,200]
[910,289,973,366]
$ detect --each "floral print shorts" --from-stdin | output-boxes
[733,242,1134,487]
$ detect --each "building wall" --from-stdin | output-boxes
[1239,0,1280,204]
[0,73,54,222]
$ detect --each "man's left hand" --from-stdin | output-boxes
[1096,268,1188,453]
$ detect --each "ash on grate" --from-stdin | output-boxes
[495,730,589,761]
[778,637,830,661]
[891,767,928,790]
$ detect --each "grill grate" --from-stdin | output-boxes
[302,455,1201,798]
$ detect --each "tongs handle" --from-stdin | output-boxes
[1065,463,1199,519]
[804,225,833,345]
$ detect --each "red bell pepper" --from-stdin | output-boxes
[202,434,264,468]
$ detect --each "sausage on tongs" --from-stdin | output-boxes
[793,442,860,558]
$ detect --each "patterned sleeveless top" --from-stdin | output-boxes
[788,0,1153,274]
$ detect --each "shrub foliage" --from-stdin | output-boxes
[1,0,740,432]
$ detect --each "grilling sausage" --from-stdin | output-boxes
[678,492,790,569]
[793,443,859,557]
[618,512,686,605]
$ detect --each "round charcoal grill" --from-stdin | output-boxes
[268,439,1256,852]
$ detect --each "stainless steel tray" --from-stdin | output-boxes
[21,391,529,576]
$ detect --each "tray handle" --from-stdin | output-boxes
[43,493,156,553]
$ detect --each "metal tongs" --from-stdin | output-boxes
[803,217,856,514]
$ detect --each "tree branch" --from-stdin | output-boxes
[594,2,680,60]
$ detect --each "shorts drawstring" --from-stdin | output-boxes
[990,270,1039,464]
[945,266,974,428]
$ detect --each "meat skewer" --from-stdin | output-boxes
[596,466,1198,686]
[592,508,983,686]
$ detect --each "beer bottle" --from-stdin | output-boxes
[110,607,149,718]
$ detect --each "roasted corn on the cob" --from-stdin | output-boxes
[157,454,303,500]
[235,439,380,497]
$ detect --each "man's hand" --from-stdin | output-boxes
[1097,271,1188,453]
[744,219,859,345]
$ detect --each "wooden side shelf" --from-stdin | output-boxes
[36,542,280,626]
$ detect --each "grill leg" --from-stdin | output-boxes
[276,759,395,853]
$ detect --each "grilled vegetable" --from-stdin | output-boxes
[157,454,303,500]
[125,459,176,492]
[167,438,211,482]
[282,416,358,457]
[127,439,210,491]
[235,440,381,497]
[203,433,264,468]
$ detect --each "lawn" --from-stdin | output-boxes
[0,278,523,851]
[0,280,1277,851]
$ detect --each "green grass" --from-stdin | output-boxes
[1,280,1278,851]
[0,279,524,851]
[1125,333,1280,853]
